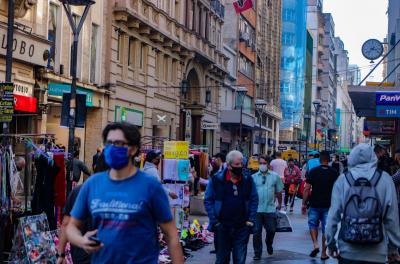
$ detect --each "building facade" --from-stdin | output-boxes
[110,0,228,155]
[279,0,307,144]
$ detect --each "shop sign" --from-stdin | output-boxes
[13,82,33,97]
[376,105,400,118]
[48,83,93,107]
[163,141,189,159]
[152,112,171,126]
[115,106,144,127]
[375,91,400,105]
[277,145,287,151]
[364,120,396,135]
[185,110,191,142]
[14,94,37,113]
[0,83,14,122]
[201,122,219,130]
[0,25,50,67]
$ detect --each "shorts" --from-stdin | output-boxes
[308,207,329,233]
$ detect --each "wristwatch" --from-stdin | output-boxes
[56,252,66,258]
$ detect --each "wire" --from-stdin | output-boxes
[122,56,400,90]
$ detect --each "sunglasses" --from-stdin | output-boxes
[233,184,238,196]
[262,177,266,185]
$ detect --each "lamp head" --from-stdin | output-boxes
[59,0,95,6]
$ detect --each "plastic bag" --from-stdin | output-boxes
[276,210,293,232]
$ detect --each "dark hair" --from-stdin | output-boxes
[320,151,330,162]
[102,122,141,152]
[288,158,294,162]
[94,152,110,173]
[314,153,320,158]
[374,144,384,153]
[276,152,282,157]
[213,152,226,163]
[74,150,79,158]
[259,155,270,164]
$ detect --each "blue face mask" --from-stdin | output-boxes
[104,145,130,170]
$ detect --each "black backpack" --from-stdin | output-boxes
[339,170,384,244]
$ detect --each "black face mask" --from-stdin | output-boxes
[230,166,243,176]
[17,167,23,172]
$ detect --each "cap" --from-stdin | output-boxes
[146,150,162,162]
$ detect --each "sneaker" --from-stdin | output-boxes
[253,255,261,260]
[267,246,273,255]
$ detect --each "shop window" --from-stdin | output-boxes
[90,23,99,84]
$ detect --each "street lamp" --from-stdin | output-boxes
[236,87,248,152]
[61,0,95,194]
[255,99,267,154]
[312,100,321,151]
[304,114,311,159]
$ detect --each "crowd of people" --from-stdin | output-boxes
[53,121,400,264]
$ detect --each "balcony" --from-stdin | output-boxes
[210,0,225,19]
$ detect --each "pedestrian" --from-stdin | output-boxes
[73,150,91,182]
[252,155,283,260]
[270,152,287,182]
[302,151,338,261]
[374,144,393,175]
[92,147,102,172]
[306,152,320,174]
[284,158,301,212]
[329,154,344,175]
[93,151,109,173]
[204,150,258,264]
[66,122,184,264]
[57,185,92,264]
[143,150,178,199]
[214,152,227,171]
[326,144,400,264]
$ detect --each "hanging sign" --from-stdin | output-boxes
[164,141,189,159]
[375,91,400,105]
[0,82,14,122]
[185,110,192,142]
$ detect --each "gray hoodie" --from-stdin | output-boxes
[326,143,400,263]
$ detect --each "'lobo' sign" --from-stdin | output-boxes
[0,24,50,67]
[376,91,400,105]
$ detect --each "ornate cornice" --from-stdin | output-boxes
[1,0,37,19]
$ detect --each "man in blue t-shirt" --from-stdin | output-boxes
[66,122,184,264]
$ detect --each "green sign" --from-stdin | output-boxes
[0,83,14,122]
[48,83,93,106]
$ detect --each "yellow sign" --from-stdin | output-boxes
[163,141,189,159]
[366,82,395,87]
[282,150,299,160]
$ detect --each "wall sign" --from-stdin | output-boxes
[13,82,33,97]
[48,83,93,107]
[0,83,14,122]
[152,112,171,126]
[376,91,400,106]
[14,94,37,113]
[201,122,219,130]
[0,25,50,67]
[376,105,400,118]
[185,110,192,142]
[115,106,143,127]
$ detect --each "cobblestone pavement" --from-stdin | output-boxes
[187,200,337,264]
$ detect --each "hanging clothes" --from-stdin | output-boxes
[32,155,59,230]
[53,153,66,208]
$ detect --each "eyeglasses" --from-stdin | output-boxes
[233,184,238,196]
[105,140,129,147]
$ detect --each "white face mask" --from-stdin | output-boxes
[259,164,268,173]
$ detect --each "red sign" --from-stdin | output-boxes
[14,94,37,113]
[233,0,253,13]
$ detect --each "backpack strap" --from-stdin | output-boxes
[344,171,355,186]
[369,169,382,187]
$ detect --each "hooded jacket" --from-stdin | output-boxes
[326,144,400,263]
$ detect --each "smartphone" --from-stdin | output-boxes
[89,236,101,246]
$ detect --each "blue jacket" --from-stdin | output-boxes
[204,168,259,231]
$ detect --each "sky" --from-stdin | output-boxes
[323,0,388,83]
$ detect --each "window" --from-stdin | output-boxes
[155,51,161,78]
[283,8,295,22]
[282,32,294,45]
[239,17,255,48]
[139,43,145,69]
[117,32,123,62]
[128,37,134,66]
[48,3,59,70]
[163,55,169,81]
[239,54,254,78]
[90,24,99,83]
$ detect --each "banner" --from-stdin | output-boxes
[233,0,253,13]
[163,141,189,159]
[0,83,14,122]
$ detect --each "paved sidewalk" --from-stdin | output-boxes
[187,201,337,264]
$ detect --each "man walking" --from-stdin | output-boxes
[67,122,184,264]
[270,152,287,181]
[204,150,258,264]
[252,156,283,260]
[326,144,400,264]
[92,147,102,172]
[284,158,301,212]
[302,151,338,261]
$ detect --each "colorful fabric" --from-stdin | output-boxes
[178,160,190,181]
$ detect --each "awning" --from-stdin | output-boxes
[348,85,400,117]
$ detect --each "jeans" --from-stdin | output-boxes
[253,213,277,257]
[339,258,384,264]
[284,184,295,207]
[214,224,251,264]
[308,207,329,233]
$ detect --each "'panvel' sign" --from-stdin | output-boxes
[376,92,400,105]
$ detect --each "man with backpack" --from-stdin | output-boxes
[302,151,339,260]
[326,144,400,264]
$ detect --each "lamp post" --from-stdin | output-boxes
[304,114,311,159]
[236,87,248,152]
[313,100,321,152]
[61,0,94,194]
[255,99,267,154]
